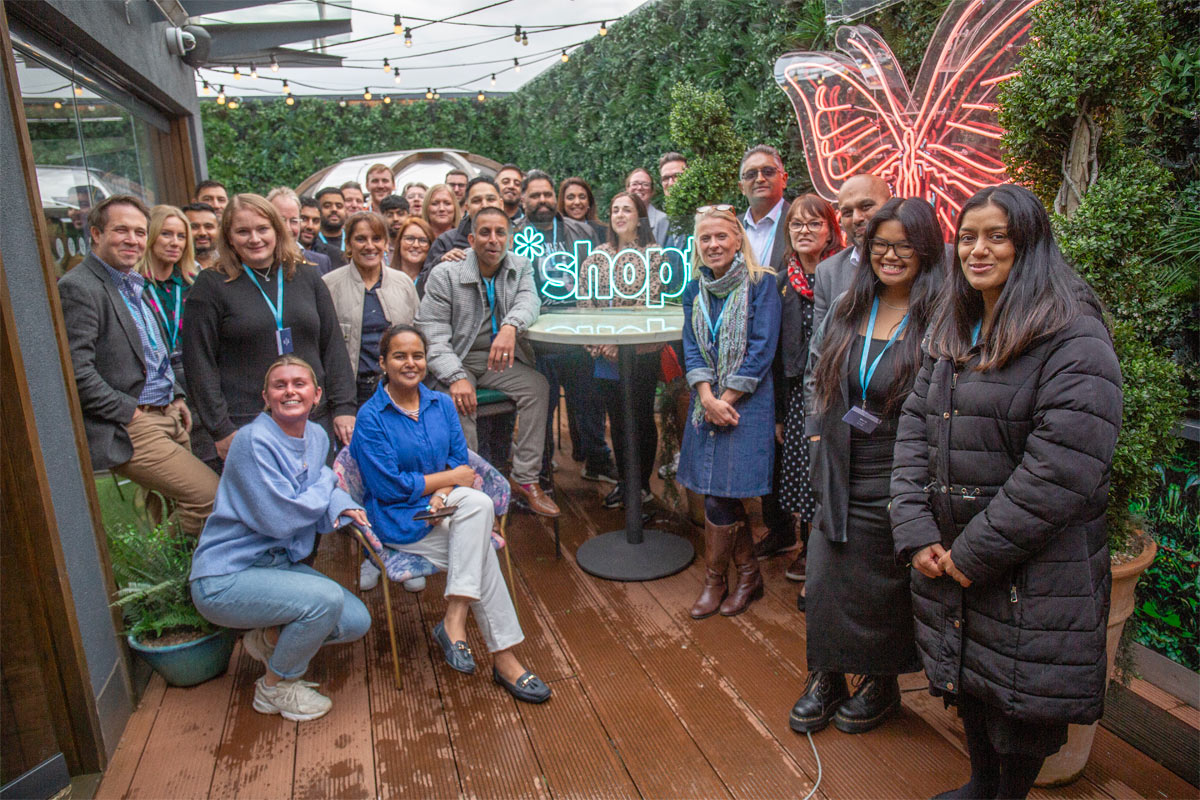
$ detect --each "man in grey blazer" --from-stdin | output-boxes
[58,195,218,536]
[811,174,893,332]
[739,144,791,270]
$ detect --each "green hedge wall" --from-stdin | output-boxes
[200,0,948,204]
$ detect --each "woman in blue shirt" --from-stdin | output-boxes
[678,206,781,619]
[351,324,551,704]
[189,356,371,722]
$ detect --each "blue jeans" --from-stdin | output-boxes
[190,549,370,679]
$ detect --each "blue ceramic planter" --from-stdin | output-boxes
[127,628,235,687]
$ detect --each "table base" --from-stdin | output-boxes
[575,529,694,582]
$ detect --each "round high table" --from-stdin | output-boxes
[525,307,695,581]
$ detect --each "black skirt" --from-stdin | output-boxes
[805,434,921,675]
[956,692,1069,759]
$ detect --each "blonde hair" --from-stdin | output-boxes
[261,355,318,411]
[216,193,304,282]
[137,205,196,284]
[690,206,772,283]
[421,183,463,231]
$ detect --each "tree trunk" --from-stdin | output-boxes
[1054,104,1099,217]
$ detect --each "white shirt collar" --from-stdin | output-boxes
[742,197,785,230]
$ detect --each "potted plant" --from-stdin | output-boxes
[107,518,235,687]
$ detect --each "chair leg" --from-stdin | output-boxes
[109,470,127,502]
[554,516,561,560]
[500,513,518,626]
[348,526,402,691]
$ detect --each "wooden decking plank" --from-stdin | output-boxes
[1085,723,1196,799]
[94,673,166,800]
[208,644,298,799]
[292,546,377,800]
[122,648,237,799]
[360,572,461,800]
[509,529,731,799]
[492,538,576,683]
[515,676,640,800]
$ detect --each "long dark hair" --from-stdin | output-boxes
[928,184,1089,370]
[813,198,945,415]
[606,191,656,249]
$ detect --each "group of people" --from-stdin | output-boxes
[59,142,1121,799]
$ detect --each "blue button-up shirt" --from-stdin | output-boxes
[742,198,785,266]
[99,257,174,405]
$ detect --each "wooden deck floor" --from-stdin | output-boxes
[96,458,1193,800]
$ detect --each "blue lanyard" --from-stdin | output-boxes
[118,288,160,351]
[242,264,285,330]
[482,276,499,336]
[700,292,727,340]
[858,297,908,406]
[318,231,341,248]
[146,280,182,352]
[550,218,558,245]
[971,320,983,346]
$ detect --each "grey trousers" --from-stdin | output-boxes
[449,350,549,486]
[394,487,523,653]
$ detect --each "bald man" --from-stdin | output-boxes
[811,174,892,333]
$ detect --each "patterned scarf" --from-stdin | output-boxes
[690,253,750,427]
[786,254,814,299]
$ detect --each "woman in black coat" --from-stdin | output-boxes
[790,198,943,736]
[890,185,1122,799]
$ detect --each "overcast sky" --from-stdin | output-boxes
[193,0,649,100]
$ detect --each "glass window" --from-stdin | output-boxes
[14,39,160,274]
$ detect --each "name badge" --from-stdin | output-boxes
[842,405,882,434]
[276,327,294,355]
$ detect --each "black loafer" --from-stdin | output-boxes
[433,621,476,675]
[493,667,551,704]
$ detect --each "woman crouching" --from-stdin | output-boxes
[189,356,371,722]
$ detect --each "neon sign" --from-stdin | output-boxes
[774,0,1044,236]
[513,227,694,307]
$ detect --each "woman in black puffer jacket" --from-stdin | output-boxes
[890,185,1122,800]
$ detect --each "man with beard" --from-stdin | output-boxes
[267,187,331,274]
[445,169,468,204]
[340,181,367,215]
[419,176,504,289]
[313,186,349,269]
[495,164,526,226]
[516,170,617,488]
[379,194,409,263]
[182,202,220,270]
[298,196,322,249]
[365,164,396,213]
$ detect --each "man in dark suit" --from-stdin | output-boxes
[58,195,218,536]
[739,144,791,270]
[811,174,893,333]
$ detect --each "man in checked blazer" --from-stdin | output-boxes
[415,206,560,517]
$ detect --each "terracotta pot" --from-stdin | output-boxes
[1035,531,1158,786]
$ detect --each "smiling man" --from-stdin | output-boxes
[57,194,218,536]
[738,144,791,270]
[365,164,396,212]
[313,186,349,269]
[495,164,525,226]
[183,201,220,270]
[415,206,560,517]
[419,176,504,288]
[811,173,893,332]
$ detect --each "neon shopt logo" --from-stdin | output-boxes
[512,227,693,307]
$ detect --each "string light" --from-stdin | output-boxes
[233,66,241,80]
[285,95,295,106]
[393,14,403,35]
[338,98,347,107]
[53,100,62,109]
[561,49,569,63]
[477,90,485,102]
[404,29,412,47]
[200,79,211,96]
[513,25,521,43]
[513,57,520,72]
[393,66,402,83]
[425,87,433,99]
[363,87,372,100]
[600,21,608,36]
[282,79,291,94]
[383,57,390,71]
[383,95,391,104]
[216,85,226,104]
[250,62,258,79]
[227,98,239,110]
[490,73,496,86]
[522,32,528,46]
[433,89,440,99]
[73,84,83,96]
[270,55,279,72]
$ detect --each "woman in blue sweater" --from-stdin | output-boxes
[189,356,371,722]
[351,324,551,704]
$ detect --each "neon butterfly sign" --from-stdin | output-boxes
[774,0,1044,236]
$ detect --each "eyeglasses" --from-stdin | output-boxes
[868,238,915,258]
[401,235,430,246]
[787,220,826,233]
[627,180,652,189]
[740,166,779,181]
[696,204,735,214]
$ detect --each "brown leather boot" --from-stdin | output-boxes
[690,517,735,619]
[719,522,763,616]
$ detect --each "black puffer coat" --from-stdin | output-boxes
[889,295,1122,725]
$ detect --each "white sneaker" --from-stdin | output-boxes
[253,676,332,721]
[242,628,275,667]
[402,576,426,592]
[359,558,381,591]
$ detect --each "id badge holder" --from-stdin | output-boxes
[842,405,882,434]
[276,327,294,355]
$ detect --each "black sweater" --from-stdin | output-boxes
[182,263,356,440]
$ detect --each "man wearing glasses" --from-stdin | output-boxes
[812,173,894,332]
[738,145,791,269]
[624,167,669,245]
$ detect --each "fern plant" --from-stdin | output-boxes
[107,515,212,643]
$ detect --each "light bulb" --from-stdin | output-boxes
[250,63,258,79]
[425,88,433,99]
[404,30,412,47]
[338,98,347,108]
[521,33,528,46]
[383,95,391,104]
[363,87,372,100]
[200,80,211,96]
[393,66,401,84]
[600,21,608,36]
[233,66,241,80]
[393,14,403,35]
[561,50,569,63]
[513,25,521,43]
[73,85,83,96]
[513,58,520,73]
[217,86,226,104]
[285,95,295,106]
[433,90,440,100]
[270,55,279,72]
[383,57,390,71]
[490,73,496,87]
[53,100,62,109]
[477,90,485,102]
[282,79,290,94]
[227,99,239,109]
